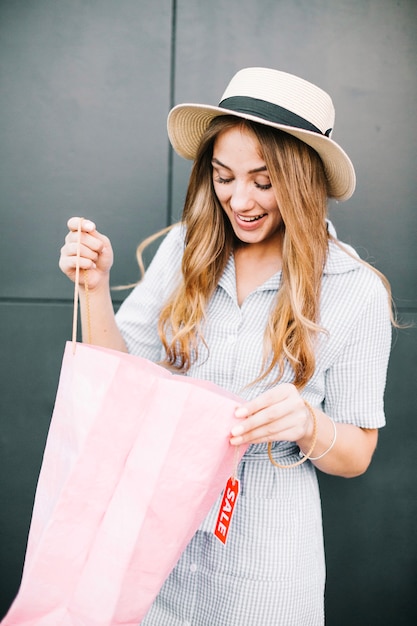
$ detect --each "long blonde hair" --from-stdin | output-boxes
[140,117,393,388]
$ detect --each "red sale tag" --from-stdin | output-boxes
[214,476,240,545]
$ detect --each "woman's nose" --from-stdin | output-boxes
[229,181,254,212]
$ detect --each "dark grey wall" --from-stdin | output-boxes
[1,1,416,623]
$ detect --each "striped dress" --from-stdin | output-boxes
[115,223,391,626]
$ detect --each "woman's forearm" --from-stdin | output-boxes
[78,281,128,352]
[231,384,379,479]
[297,408,378,478]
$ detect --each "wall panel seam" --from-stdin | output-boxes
[166,0,178,227]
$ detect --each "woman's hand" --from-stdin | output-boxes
[59,217,114,291]
[59,217,128,352]
[231,383,379,478]
[230,383,313,446]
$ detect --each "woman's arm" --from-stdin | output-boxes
[296,402,378,478]
[230,383,378,478]
[231,266,391,478]
[59,217,128,352]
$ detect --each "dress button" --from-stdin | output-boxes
[190,563,197,573]
[227,334,237,345]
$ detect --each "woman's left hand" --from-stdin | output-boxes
[230,383,313,446]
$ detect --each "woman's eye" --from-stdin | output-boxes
[213,174,271,189]
[215,176,233,184]
[255,181,272,190]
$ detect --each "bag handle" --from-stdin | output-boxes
[72,218,91,352]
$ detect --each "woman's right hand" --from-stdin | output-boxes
[59,217,114,291]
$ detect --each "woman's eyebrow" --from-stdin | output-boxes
[211,157,268,174]
[211,157,230,169]
[249,165,268,174]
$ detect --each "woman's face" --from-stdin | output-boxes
[212,125,283,248]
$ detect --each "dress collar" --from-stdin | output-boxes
[218,254,282,301]
[217,238,361,300]
[324,240,361,275]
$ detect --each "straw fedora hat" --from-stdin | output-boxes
[167,67,356,201]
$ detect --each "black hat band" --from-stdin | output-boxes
[219,96,332,137]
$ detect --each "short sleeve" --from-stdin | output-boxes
[323,278,392,428]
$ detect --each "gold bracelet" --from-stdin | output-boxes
[267,401,318,470]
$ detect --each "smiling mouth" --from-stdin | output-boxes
[238,213,267,222]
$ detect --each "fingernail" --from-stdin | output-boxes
[235,407,248,419]
[231,424,244,437]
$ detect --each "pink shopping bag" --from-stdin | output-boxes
[2,341,246,626]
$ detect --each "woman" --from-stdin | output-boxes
[59,68,393,625]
